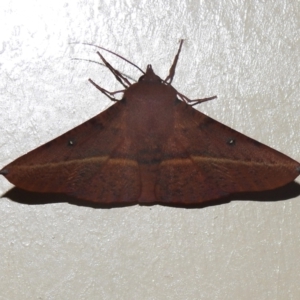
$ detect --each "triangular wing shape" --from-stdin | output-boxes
[2,40,299,207]
[2,101,141,204]
[155,100,300,205]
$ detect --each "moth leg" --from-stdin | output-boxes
[177,92,217,106]
[88,78,124,102]
[96,51,131,88]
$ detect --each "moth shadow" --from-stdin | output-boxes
[172,181,300,209]
[2,181,300,209]
[2,188,136,208]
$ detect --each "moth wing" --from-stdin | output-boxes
[156,100,300,205]
[2,101,141,204]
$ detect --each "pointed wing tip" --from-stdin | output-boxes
[0,169,8,176]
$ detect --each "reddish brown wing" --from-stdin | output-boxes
[2,101,141,204]
[155,100,300,205]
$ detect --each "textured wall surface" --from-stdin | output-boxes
[0,1,300,299]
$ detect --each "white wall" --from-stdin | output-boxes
[0,1,299,299]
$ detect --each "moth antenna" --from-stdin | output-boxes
[165,39,184,84]
[88,78,124,102]
[71,58,137,82]
[79,42,145,74]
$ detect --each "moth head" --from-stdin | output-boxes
[138,65,162,84]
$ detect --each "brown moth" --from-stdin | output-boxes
[1,40,299,205]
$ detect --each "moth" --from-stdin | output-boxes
[1,40,299,205]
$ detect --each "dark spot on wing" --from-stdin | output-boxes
[198,117,214,130]
[174,98,182,106]
[42,141,52,148]
[252,140,263,147]
[90,118,104,130]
